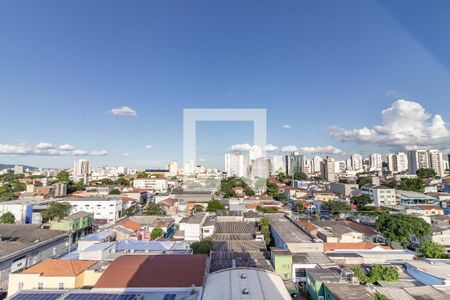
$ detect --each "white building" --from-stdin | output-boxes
[369,153,382,171]
[132,178,168,192]
[428,150,445,177]
[249,145,263,161]
[13,165,24,175]
[312,156,322,173]
[334,160,346,173]
[270,155,285,175]
[224,153,247,178]
[321,156,335,182]
[387,152,408,173]
[168,161,178,176]
[60,197,123,223]
[250,157,271,178]
[178,213,207,241]
[72,159,90,182]
[183,160,196,176]
[350,153,363,173]
[361,185,397,206]
[409,150,444,177]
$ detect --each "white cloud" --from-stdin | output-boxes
[35,142,54,150]
[281,145,298,152]
[145,145,153,149]
[230,143,252,152]
[282,124,291,129]
[91,150,108,156]
[385,90,401,98]
[264,144,279,152]
[122,152,130,157]
[59,144,75,150]
[300,145,344,155]
[110,106,137,116]
[330,99,450,150]
[0,143,108,157]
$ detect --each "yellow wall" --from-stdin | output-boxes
[8,270,102,297]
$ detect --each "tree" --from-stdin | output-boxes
[416,168,437,179]
[352,265,398,284]
[109,188,121,195]
[206,200,225,212]
[339,178,349,184]
[357,177,372,188]
[151,227,164,240]
[220,177,255,198]
[322,200,351,217]
[115,177,131,186]
[273,193,287,203]
[376,213,431,247]
[256,206,279,213]
[124,206,137,217]
[398,178,424,193]
[294,171,308,180]
[297,201,304,213]
[136,172,148,179]
[192,205,204,213]
[418,240,446,258]
[56,171,70,182]
[266,180,279,197]
[191,237,212,254]
[0,212,15,224]
[258,217,271,246]
[67,179,85,194]
[0,184,15,201]
[352,194,372,210]
[143,203,165,216]
[374,292,389,300]
[41,202,71,222]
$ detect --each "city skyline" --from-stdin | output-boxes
[1,1,450,169]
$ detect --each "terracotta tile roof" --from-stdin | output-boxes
[118,219,141,232]
[296,220,317,233]
[345,221,377,236]
[21,259,96,276]
[415,204,443,210]
[324,241,391,251]
[121,197,137,202]
[94,255,207,288]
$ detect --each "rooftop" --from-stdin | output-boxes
[292,252,333,265]
[325,282,373,300]
[80,230,114,241]
[214,222,256,234]
[94,255,207,288]
[64,211,93,220]
[116,219,141,232]
[406,260,450,281]
[179,213,206,224]
[20,259,96,276]
[268,215,312,243]
[396,190,436,199]
[324,241,391,251]
[209,252,272,273]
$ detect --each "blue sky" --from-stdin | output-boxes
[0,0,449,169]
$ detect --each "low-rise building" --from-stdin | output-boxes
[132,178,168,192]
[0,225,69,289]
[7,259,104,296]
[405,205,444,216]
[329,182,359,198]
[60,197,123,225]
[178,213,208,241]
[396,190,438,206]
[49,211,93,243]
[405,260,450,286]
[361,185,397,206]
[310,220,364,243]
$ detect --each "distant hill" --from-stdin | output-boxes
[0,163,38,171]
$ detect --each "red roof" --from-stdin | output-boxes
[415,204,443,210]
[296,220,317,232]
[324,241,391,251]
[21,259,95,276]
[117,219,141,232]
[94,255,207,288]
[122,197,137,203]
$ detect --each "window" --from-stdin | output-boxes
[38,282,43,290]
[58,283,64,290]
[18,282,23,291]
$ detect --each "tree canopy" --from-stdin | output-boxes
[191,237,213,254]
[376,213,431,247]
[357,177,372,188]
[56,171,70,182]
[352,265,399,284]
[151,227,164,240]
[322,200,351,217]
[293,171,308,180]
[0,212,15,224]
[206,200,225,212]
[418,240,447,258]
[42,202,71,222]
[398,178,425,192]
[109,188,121,195]
[258,217,271,246]
[143,203,165,216]
[416,168,437,179]
[220,177,255,198]
[266,180,279,197]
[352,194,372,210]
[192,205,204,213]
[256,206,279,213]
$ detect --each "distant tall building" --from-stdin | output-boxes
[168,161,178,177]
[224,153,246,177]
[350,153,363,172]
[270,155,284,175]
[72,159,89,182]
[13,165,24,175]
[408,150,444,177]
[321,156,335,182]
[249,145,263,161]
[183,160,196,176]
[312,156,322,173]
[285,152,304,176]
[250,157,271,178]
[334,160,346,173]
[387,152,408,173]
[53,182,67,197]
[369,153,382,171]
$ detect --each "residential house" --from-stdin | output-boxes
[60,197,123,225]
[406,205,444,216]
[396,190,438,206]
[361,185,396,206]
[49,211,93,243]
[177,213,208,241]
[7,259,104,296]
[310,220,364,243]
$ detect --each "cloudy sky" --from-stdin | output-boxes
[0,0,449,169]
